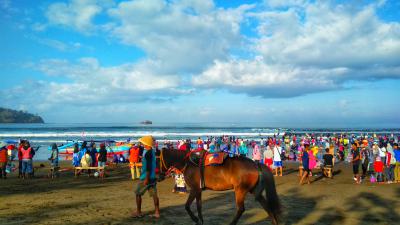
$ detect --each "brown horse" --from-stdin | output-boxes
[160,148,281,225]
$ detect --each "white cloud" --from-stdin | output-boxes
[45,0,106,33]
[9,58,183,108]
[264,0,308,8]
[107,0,253,73]
[193,58,342,97]
[254,2,400,68]
[193,1,400,98]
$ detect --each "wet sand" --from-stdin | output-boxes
[0,161,399,225]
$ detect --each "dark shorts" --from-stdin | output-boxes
[135,180,157,197]
[353,163,359,175]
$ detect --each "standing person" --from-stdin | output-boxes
[0,142,8,179]
[79,141,88,164]
[299,144,311,185]
[49,143,59,168]
[351,143,361,184]
[89,142,97,167]
[72,143,80,167]
[48,143,59,178]
[20,141,33,179]
[323,148,334,178]
[393,143,400,183]
[98,143,108,177]
[17,140,24,178]
[273,143,283,176]
[252,143,261,164]
[263,143,274,170]
[129,143,141,180]
[239,139,248,157]
[385,146,396,183]
[360,145,369,180]
[132,135,160,219]
[378,144,387,167]
[374,157,384,183]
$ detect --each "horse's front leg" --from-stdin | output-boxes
[185,190,200,224]
[196,192,203,225]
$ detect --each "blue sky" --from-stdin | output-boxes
[0,0,399,127]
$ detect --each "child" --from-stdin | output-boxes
[172,169,187,194]
[373,156,384,183]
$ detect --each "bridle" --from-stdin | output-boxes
[159,148,187,176]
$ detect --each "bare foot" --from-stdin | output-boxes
[149,213,160,219]
[131,212,144,218]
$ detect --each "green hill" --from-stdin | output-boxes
[0,107,44,123]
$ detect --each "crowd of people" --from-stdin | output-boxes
[1,133,399,186]
[158,133,400,185]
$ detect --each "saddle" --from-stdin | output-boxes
[204,152,227,166]
[188,151,228,190]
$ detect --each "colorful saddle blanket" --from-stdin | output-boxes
[205,152,227,166]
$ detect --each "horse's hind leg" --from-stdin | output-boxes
[185,190,200,224]
[230,188,247,225]
[196,192,203,225]
[256,196,279,225]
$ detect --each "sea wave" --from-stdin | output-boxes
[0,131,278,138]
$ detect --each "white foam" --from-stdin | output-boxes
[0,131,278,138]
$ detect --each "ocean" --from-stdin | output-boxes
[1,123,399,160]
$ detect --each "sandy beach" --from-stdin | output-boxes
[0,161,399,225]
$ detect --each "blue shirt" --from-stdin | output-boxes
[394,149,400,162]
[140,149,156,181]
[302,151,309,169]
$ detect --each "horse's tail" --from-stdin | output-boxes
[256,164,282,223]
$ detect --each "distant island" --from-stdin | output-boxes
[0,107,44,123]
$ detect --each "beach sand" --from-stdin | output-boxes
[0,161,399,225]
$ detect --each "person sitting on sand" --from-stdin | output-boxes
[80,151,92,176]
[132,135,160,219]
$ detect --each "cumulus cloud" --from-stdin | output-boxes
[193,1,400,98]
[193,58,342,97]
[107,0,253,73]
[45,0,110,33]
[5,58,184,109]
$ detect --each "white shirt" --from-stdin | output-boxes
[264,147,273,159]
[273,146,282,161]
[379,147,386,157]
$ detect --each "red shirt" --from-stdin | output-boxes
[374,161,384,173]
[0,147,7,163]
[18,145,23,160]
[129,146,140,163]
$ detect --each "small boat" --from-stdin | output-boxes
[48,141,132,157]
[140,120,152,125]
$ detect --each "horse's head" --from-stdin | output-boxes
[158,147,188,181]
